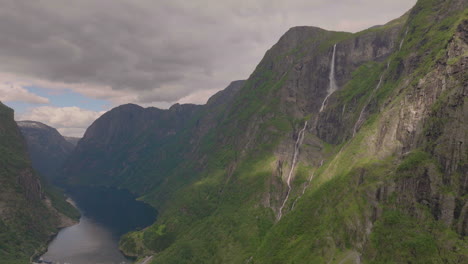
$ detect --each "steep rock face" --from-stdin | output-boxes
[206,80,245,107]
[17,121,74,181]
[404,22,468,234]
[255,1,467,263]
[214,16,406,217]
[0,103,77,264]
[314,23,406,143]
[65,0,466,262]
[62,81,245,190]
[204,18,405,180]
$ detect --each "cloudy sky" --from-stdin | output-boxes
[0,0,416,137]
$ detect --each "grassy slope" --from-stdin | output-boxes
[255,1,468,263]
[120,29,352,261]
[119,0,468,263]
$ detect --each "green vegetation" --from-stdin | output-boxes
[316,32,354,53]
[397,150,431,171]
[338,62,385,105]
[44,185,80,220]
[368,208,464,264]
[382,0,466,92]
[130,3,465,262]
[67,0,468,263]
[0,102,78,264]
[255,168,372,264]
[142,224,174,252]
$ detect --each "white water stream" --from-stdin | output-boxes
[278,44,338,219]
[290,159,325,210]
[353,27,408,137]
[284,28,410,218]
[399,27,409,51]
[352,60,392,137]
[320,44,338,112]
[353,27,409,137]
[277,121,308,220]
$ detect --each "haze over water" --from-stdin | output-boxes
[41,215,130,264]
[40,186,157,264]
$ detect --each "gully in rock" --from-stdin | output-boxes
[278,121,308,220]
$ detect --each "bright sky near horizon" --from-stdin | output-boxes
[0,0,417,137]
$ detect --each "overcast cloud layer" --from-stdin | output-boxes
[0,0,416,136]
[19,106,105,137]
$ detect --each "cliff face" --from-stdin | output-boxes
[17,121,75,182]
[0,103,78,264]
[64,0,467,262]
[62,80,245,190]
[253,1,467,262]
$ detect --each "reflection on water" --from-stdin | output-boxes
[41,216,130,264]
[40,186,157,264]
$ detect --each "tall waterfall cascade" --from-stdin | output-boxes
[277,121,308,220]
[399,27,409,51]
[353,50,398,137]
[319,44,338,112]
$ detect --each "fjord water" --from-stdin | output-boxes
[41,186,157,264]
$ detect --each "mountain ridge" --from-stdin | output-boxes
[17,120,75,182]
[61,0,467,262]
[0,103,78,264]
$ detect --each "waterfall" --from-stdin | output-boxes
[290,159,324,210]
[277,121,308,220]
[352,62,390,137]
[352,75,383,137]
[352,26,406,136]
[320,44,338,112]
[399,27,409,51]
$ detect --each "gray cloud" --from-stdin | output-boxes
[0,0,416,104]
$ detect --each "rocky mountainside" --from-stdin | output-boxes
[64,136,80,146]
[0,103,78,264]
[63,0,467,263]
[17,121,75,182]
[62,80,244,190]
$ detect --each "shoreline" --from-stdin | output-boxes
[31,196,81,263]
[31,218,80,263]
[31,188,156,264]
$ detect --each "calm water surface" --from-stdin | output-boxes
[41,186,157,264]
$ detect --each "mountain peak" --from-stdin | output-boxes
[206,80,246,106]
[17,120,50,130]
[113,103,145,112]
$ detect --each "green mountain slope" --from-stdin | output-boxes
[0,103,78,264]
[63,0,467,263]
